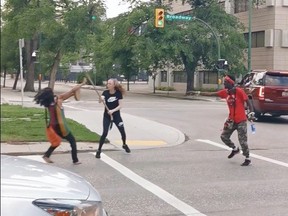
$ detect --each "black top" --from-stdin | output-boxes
[102,90,123,115]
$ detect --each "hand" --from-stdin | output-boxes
[99,95,104,103]
[107,109,114,115]
[247,112,255,121]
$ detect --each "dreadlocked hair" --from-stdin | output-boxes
[34,87,55,107]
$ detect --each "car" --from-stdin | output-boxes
[238,69,288,118]
[1,155,107,216]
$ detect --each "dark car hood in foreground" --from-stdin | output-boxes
[1,155,92,200]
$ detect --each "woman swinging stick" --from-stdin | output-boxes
[34,80,86,164]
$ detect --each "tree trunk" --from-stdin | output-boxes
[12,71,20,90]
[24,35,38,92]
[49,49,62,91]
[180,51,197,93]
[3,67,7,87]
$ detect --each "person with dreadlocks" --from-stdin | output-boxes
[96,78,130,159]
[191,74,255,166]
[34,82,86,164]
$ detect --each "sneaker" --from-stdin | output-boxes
[227,147,240,159]
[42,156,54,163]
[95,151,101,159]
[73,161,81,165]
[241,159,251,166]
[122,144,131,153]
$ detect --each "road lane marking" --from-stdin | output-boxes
[196,139,288,168]
[113,140,167,146]
[92,152,206,216]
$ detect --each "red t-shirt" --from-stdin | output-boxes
[217,87,248,123]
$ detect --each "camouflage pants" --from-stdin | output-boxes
[221,120,250,157]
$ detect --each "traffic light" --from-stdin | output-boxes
[155,8,165,28]
[91,14,96,20]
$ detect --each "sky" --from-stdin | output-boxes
[1,0,147,19]
[105,0,131,18]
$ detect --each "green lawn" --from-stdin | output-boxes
[1,104,101,143]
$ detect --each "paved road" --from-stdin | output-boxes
[2,78,288,216]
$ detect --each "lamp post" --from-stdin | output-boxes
[248,0,252,73]
[194,17,221,90]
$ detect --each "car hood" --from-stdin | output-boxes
[1,156,91,200]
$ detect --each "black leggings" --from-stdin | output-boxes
[44,132,79,163]
[98,113,126,151]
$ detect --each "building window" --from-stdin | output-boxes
[234,0,248,13]
[161,71,167,82]
[173,71,186,83]
[244,31,265,48]
[203,71,217,84]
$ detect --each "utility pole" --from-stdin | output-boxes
[248,0,252,73]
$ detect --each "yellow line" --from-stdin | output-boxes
[113,140,167,146]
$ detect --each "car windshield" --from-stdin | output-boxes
[264,74,288,86]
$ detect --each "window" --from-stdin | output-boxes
[173,71,186,83]
[244,31,265,48]
[203,71,217,84]
[234,0,248,13]
[161,71,167,82]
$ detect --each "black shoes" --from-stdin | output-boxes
[241,159,251,166]
[95,151,101,159]
[122,144,131,153]
[228,147,240,159]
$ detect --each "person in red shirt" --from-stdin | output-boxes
[193,75,255,166]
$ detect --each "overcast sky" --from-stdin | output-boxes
[0,0,148,19]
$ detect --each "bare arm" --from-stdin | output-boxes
[58,81,86,101]
[108,99,123,115]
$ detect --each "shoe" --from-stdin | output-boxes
[122,144,131,153]
[227,147,240,159]
[73,161,81,165]
[42,156,54,163]
[95,151,101,159]
[241,159,251,166]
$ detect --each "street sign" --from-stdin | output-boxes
[166,14,193,21]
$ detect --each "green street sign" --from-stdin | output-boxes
[166,14,193,21]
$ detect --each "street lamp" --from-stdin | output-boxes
[248,0,252,73]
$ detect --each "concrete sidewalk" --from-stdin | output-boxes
[1,78,201,156]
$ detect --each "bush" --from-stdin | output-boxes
[155,86,176,91]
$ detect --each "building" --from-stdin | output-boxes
[150,0,288,92]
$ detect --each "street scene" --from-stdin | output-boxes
[1,0,288,216]
[1,79,288,216]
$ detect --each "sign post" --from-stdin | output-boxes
[19,38,25,107]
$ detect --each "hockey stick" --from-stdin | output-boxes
[84,73,113,129]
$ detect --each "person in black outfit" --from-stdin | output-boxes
[96,78,131,159]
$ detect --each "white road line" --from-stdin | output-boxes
[196,139,288,168]
[93,152,206,216]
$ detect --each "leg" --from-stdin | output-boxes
[114,114,130,153]
[43,146,57,163]
[96,116,110,158]
[237,121,250,158]
[221,124,236,149]
[63,133,79,163]
[236,121,251,166]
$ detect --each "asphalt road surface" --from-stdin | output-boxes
[21,87,288,216]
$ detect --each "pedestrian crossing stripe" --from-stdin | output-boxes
[113,140,167,146]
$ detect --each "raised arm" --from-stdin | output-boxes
[58,80,86,101]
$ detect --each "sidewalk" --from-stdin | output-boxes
[0,78,218,156]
